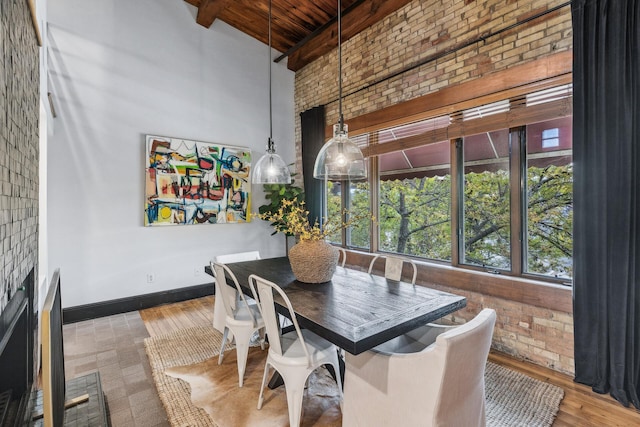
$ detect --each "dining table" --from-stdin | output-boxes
[205,256,466,355]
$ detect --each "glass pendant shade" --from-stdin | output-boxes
[313,123,367,181]
[251,0,291,185]
[313,0,367,182]
[253,138,291,184]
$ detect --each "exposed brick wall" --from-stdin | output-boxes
[294,0,572,148]
[0,0,40,314]
[294,0,574,374]
[432,284,574,375]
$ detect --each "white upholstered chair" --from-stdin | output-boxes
[249,274,343,427]
[212,262,265,387]
[343,308,496,427]
[212,251,261,334]
[368,254,417,284]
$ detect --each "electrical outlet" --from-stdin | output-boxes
[146,273,155,283]
[194,267,201,277]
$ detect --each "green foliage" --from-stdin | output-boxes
[359,164,573,278]
[379,175,451,260]
[525,164,573,277]
[348,182,371,248]
[257,174,304,236]
[326,182,341,243]
[326,181,373,247]
[463,170,511,269]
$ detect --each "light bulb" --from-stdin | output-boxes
[335,152,347,167]
[267,156,277,176]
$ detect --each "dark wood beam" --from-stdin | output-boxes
[196,0,233,28]
[274,0,367,63]
[286,0,413,72]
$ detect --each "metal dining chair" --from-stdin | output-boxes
[212,262,265,387]
[249,273,343,427]
[368,254,418,284]
[337,247,347,267]
[212,251,261,334]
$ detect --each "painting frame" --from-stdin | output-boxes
[144,135,252,226]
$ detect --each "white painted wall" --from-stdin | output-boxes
[46,0,295,307]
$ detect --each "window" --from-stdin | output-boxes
[325,133,371,248]
[325,82,573,284]
[525,117,573,279]
[461,130,511,270]
[379,140,451,260]
[326,181,342,244]
[541,128,560,148]
[347,181,370,249]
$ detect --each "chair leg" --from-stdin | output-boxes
[332,360,344,400]
[282,369,310,427]
[257,362,271,410]
[218,327,229,365]
[235,334,250,387]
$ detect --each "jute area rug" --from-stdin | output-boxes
[144,325,564,427]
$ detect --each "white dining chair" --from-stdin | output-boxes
[342,308,496,426]
[212,262,265,387]
[368,254,417,284]
[249,274,343,427]
[337,247,347,267]
[212,251,261,334]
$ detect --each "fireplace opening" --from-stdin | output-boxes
[0,269,35,427]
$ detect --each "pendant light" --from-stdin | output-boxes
[313,0,367,181]
[252,0,291,184]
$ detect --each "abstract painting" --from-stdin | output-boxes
[145,135,251,226]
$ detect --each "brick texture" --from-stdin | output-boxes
[0,0,40,314]
[431,283,575,375]
[294,0,574,374]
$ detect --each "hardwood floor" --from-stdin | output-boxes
[139,296,640,426]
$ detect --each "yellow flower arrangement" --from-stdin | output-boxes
[256,197,372,242]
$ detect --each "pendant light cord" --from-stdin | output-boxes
[337,0,344,131]
[268,0,274,150]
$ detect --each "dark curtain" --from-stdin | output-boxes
[300,106,326,225]
[572,0,640,408]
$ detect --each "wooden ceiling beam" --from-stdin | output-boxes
[196,0,233,29]
[286,0,413,72]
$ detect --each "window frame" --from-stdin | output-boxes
[344,121,572,286]
[325,69,573,287]
[325,51,573,313]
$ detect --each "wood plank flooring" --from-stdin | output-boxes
[140,296,640,426]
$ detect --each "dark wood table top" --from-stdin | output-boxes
[205,257,466,355]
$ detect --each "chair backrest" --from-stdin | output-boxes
[345,308,495,426]
[212,262,257,325]
[337,247,347,267]
[214,250,261,264]
[248,274,311,363]
[431,308,496,426]
[368,254,417,284]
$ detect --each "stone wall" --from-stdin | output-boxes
[293,0,574,374]
[0,0,40,314]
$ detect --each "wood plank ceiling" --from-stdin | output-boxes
[182,0,413,71]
